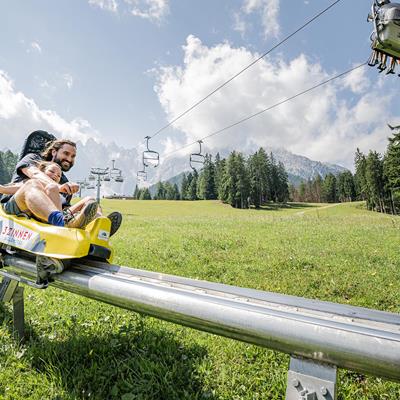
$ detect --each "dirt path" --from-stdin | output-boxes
[295,203,342,216]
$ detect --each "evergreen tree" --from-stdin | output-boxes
[383,127,400,213]
[187,170,198,200]
[313,174,323,203]
[222,151,250,208]
[276,161,289,202]
[173,183,181,200]
[322,173,337,203]
[0,153,10,184]
[337,171,356,202]
[164,182,174,200]
[216,156,226,200]
[2,150,18,178]
[139,187,152,200]
[133,184,140,199]
[365,151,386,212]
[155,181,166,200]
[354,148,367,200]
[298,181,306,202]
[248,152,262,208]
[197,154,216,200]
[269,153,279,202]
[181,174,189,200]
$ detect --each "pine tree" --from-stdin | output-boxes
[216,156,226,200]
[181,173,189,200]
[187,170,198,200]
[173,183,181,200]
[197,154,216,200]
[133,184,140,199]
[322,173,337,203]
[2,150,18,179]
[155,181,166,200]
[276,161,289,202]
[354,148,367,200]
[365,151,386,212]
[269,153,279,202]
[222,151,250,208]
[0,152,10,184]
[337,171,356,202]
[299,181,307,202]
[313,174,323,203]
[139,187,152,200]
[383,127,400,213]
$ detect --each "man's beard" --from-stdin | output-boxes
[54,157,73,172]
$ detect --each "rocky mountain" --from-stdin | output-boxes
[6,138,347,196]
[148,146,347,192]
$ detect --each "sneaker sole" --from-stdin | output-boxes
[107,212,122,236]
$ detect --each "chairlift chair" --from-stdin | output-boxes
[368,0,400,75]
[114,175,124,183]
[137,168,147,182]
[189,140,205,170]
[88,174,96,181]
[142,136,160,168]
[103,174,111,182]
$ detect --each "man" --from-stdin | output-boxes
[1,132,122,234]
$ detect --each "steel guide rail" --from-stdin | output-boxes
[1,254,400,399]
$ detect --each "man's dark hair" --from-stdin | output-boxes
[41,139,77,161]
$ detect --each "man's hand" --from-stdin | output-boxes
[59,182,79,195]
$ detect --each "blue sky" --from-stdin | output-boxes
[0,0,399,169]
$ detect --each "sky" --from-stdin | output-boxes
[0,0,399,170]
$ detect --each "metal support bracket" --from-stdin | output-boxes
[12,286,25,342]
[285,356,337,400]
[0,276,19,303]
[0,277,25,342]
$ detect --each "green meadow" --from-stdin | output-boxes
[1,200,399,399]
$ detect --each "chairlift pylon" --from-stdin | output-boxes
[143,136,160,168]
[368,0,400,76]
[190,140,205,170]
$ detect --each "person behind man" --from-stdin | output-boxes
[1,133,122,234]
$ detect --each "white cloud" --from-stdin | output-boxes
[153,35,398,169]
[88,0,169,22]
[63,73,74,90]
[234,0,280,40]
[341,66,370,94]
[88,0,118,13]
[124,0,169,22]
[0,70,98,151]
[27,41,42,54]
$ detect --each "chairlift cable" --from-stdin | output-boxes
[149,0,343,140]
[162,61,367,159]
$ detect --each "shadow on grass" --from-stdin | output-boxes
[1,305,215,400]
[251,202,318,212]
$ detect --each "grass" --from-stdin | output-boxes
[1,200,399,399]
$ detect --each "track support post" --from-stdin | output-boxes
[0,277,25,342]
[285,356,337,400]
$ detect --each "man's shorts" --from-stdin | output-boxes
[1,196,23,216]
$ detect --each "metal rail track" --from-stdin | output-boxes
[1,254,400,399]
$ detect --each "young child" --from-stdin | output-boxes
[0,161,98,229]
[35,162,121,235]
